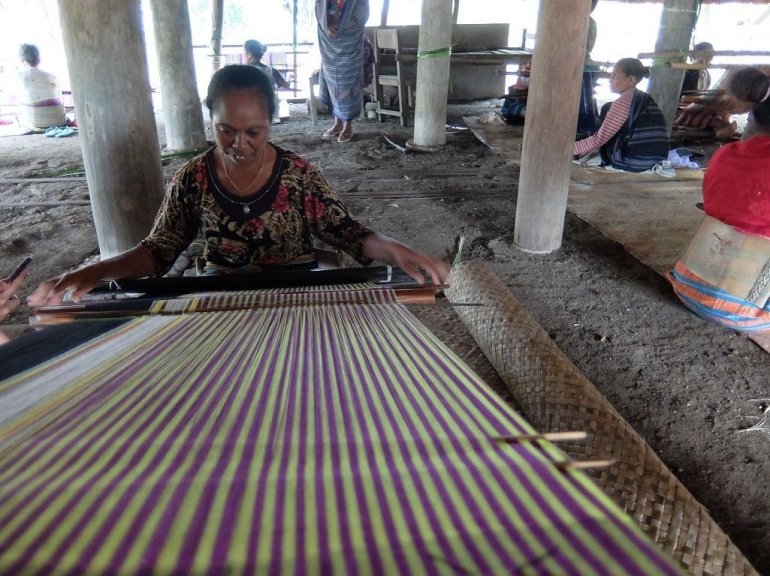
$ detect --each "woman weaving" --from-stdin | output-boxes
[30,65,449,305]
[669,66,770,331]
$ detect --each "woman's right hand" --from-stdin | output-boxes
[28,264,106,307]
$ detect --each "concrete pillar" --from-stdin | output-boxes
[412,0,453,148]
[513,0,591,253]
[58,0,165,258]
[149,0,207,152]
[647,0,699,133]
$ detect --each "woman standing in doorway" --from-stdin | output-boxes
[316,0,369,143]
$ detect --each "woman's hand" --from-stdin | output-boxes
[28,246,158,307]
[28,264,107,307]
[0,266,30,344]
[363,233,451,286]
[1,266,29,321]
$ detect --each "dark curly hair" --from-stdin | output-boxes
[205,64,276,120]
[19,44,40,67]
[727,66,770,129]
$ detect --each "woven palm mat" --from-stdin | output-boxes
[567,178,705,275]
[446,261,757,576]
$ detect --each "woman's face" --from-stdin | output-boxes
[609,66,637,94]
[211,90,270,167]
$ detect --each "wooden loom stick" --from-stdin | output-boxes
[493,431,588,443]
[30,286,444,325]
[112,266,420,296]
[554,459,616,471]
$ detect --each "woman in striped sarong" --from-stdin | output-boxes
[315,0,369,143]
[669,66,770,331]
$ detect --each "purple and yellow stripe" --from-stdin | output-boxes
[0,303,681,575]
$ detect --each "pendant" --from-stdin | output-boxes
[243,205,251,214]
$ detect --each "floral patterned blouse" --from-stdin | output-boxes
[140,145,373,274]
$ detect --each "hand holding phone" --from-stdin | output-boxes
[2,257,31,322]
[7,257,32,283]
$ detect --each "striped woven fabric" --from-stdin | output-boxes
[317,29,365,121]
[0,303,680,575]
[669,261,770,332]
[149,285,397,315]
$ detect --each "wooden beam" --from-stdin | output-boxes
[412,0,454,148]
[149,0,207,151]
[211,0,224,74]
[58,0,166,258]
[668,62,770,71]
[513,0,592,253]
[639,49,770,60]
[647,0,700,134]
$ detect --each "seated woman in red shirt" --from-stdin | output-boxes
[573,58,669,173]
[669,66,770,331]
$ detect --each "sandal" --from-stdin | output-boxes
[322,127,342,139]
[337,131,353,143]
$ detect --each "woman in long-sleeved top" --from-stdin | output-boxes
[574,58,669,172]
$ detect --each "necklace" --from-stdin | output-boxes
[221,146,267,214]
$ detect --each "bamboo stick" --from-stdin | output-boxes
[494,430,588,443]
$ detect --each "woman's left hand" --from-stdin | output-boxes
[363,233,451,286]
[1,267,29,322]
[0,266,29,344]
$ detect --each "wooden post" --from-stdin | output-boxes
[380,0,389,27]
[452,0,460,25]
[57,0,165,258]
[149,0,207,152]
[647,0,699,133]
[211,0,224,74]
[412,0,453,148]
[293,0,299,97]
[513,0,591,253]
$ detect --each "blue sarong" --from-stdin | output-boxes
[317,29,365,122]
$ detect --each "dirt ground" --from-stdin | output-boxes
[1,101,769,573]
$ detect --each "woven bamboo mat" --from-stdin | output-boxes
[461,116,524,164]
[567,178,706,275]
[445,261,758,576]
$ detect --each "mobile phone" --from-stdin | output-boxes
[8,257,32,283]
